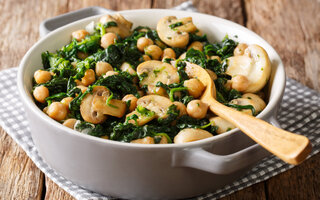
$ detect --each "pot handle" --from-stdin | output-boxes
[173,143,270,175]
[39,6,113,37]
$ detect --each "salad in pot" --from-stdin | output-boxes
[31,14,271,144]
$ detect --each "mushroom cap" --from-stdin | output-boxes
[174,128,213,144]
[99,13,132,38]
[156,16,197,48]
[242,93,266,113]
[137,60,180,87]
[226,44,271,93]
[209,116,236,134]
[80,86,108,124]
[137,95,173,118]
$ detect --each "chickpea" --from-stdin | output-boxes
[206,69,217,81]
[186,100,208,119]
[122,94,138,112]
[77,52,88,60]
[131,136,155,144]
[184,78,205,98]
[147,85,167,96]
[159,136,168,144]
[162,48,176,59]
[61,97,74,111]
[33,85,49,103]
[173,101,187,116]
[95,61,113,76]
[34,70,52,84]
[120,62,136,76]
[63,118,77,129]
[77,85,88,93]
[103,71,119,78]
[224,80,232,91]
[188,41,203,51]
[72,29,89,41]
[81,69,96,86]
[231,75,249,92]
[47,102,67,121]
[234,43,248,56]
[142,55,151,61]
[137,37,153,52]
[101,32,117,49]
[144,45,163,60]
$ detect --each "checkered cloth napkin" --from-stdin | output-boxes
[1,2,320,200]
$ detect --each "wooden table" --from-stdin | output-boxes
[0,0,319,199]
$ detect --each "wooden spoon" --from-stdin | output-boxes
[184,61,311,165]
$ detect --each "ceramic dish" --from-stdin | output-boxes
[18,9,285,199]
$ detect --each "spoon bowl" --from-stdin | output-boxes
[183,61,311,165]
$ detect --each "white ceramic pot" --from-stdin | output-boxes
[18,9,286,200]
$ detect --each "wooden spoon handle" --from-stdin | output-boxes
[207,98,312,165]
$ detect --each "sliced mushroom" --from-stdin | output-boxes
[126,109,156,126]
[209,116,236,134]
[156,16,197,48]
[137,95,173,119]
[120,62,136,75]
[226,44,271,93]
[80,86,108,124]
[229,97,263,116]
[92,96,126,118]
[99,14,132,38]
[174,128,213,144]
[137,61,179,87]
[242,93,266,113]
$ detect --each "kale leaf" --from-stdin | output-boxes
[204,35,238,60]
[95,72,139,99]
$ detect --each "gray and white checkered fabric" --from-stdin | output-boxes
[1,3,320,199]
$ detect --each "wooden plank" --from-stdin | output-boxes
[152,0,244,25]
[67,0,152,11]
[245,0,320,91]
[44,177,75,200]
[0,0,68,199]
[245,0,320,199]
[265,153,320,200]
[0,129,43,200]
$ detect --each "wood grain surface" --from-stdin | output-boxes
[0,0,319,199]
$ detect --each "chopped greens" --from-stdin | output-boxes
[32,15,269,144]
[169,22,183,29]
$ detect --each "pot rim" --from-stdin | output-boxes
[17,9,286,149]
